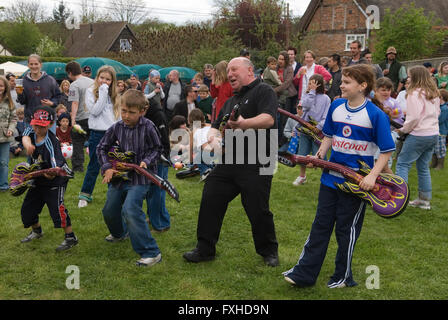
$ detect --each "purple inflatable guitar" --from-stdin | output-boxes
[278,154,409,218]
[107,147,180,202]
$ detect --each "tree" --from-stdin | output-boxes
[371,3,448,62]
[36,36,64,57]
[52,1,73,25]
[4,0,47,23]
[109,0,148,24]
[2,21,42,56]
[80,0,110,23]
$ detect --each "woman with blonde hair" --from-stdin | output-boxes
[78,65,121,208]
[395,65,441,210]
[210,60,233,121]
[0,75,17,191]
[59,79,72,111]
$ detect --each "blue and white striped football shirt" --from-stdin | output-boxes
[321,98,395,189]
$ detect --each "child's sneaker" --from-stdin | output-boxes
[21,231,43,243]
[56,236,78,251]
[105,233,129,242]
[292,175,307,186]
[409,199,431,210]
[136,253,162,267]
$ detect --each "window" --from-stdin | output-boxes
[120,39,132,52]
[345,34,366,51]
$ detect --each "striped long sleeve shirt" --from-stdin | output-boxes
[97,116,162,185]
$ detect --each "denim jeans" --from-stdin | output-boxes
[146,163,171,230]
[103,182,160,258]
[395,134,437,200]
[80,130,105,197]
[0,142,10,190]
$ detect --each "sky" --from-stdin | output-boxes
[0,0,312,25]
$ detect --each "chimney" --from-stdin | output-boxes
[89,23,94,39]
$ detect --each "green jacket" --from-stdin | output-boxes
[379,59,403,90]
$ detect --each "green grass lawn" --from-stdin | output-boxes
[0,154,447,300]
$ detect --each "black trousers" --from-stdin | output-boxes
[196,164,278,257]
[283,184,366,287]
[71,118,90,172]
[21,183,71,229]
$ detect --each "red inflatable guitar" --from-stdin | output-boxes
[277,107,324,145]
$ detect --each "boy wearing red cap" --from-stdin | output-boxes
[21,106,78,251]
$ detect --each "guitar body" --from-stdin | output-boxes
[9,162,74,196]
[277,108,323,145]
[278,154,409,218]
[107,147,180,202]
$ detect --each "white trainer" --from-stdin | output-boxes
[136,253,162,267]
[78,199,88,208]
[292,175,307,186]
[409,199,431,210]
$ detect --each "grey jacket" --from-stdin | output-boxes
[0,100,17,143]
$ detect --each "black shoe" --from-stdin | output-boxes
[183,248,215,263]
[263,255,279,267]
[153,226,170,233]
[56,236,78,251]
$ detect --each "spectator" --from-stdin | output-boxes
[262,56,282,88]
[17,54,62,130]
[396,77,410,115]
[203,64,214,89]
[65,61,94,172]
[10,106,25,157]
[55,104,68,118]
[144,70,165,110]
[240,48,251,60]
[287,46,302,77]
[78,65,121,208]
[0,75,17,191]
[197,84,213,123]
[192,73,204,88]
[435,61,448,89]
[326,54,342,101]
[172,85,199,122]
[163,69,186,122]
[361,48,384,80]
[341,56,350,68]
[5,73,24,109]
[293,50,332,105]
[117,80,128,96]
[210,60,233,122]
[129,73,142,91]
[347,40,367,66]
[82,65,92,78]
[379,47,407,94]
[56,112,72,146]
[59,79,72,113]
[317,57,329,69]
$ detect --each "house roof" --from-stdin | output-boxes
[298,0,448,33]
[64,21,136,57]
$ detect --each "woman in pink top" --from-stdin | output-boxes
[293,50,332,104]
[395,66,440,210]
[210,60,233,122]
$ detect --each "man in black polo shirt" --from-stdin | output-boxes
[182,57,279,267]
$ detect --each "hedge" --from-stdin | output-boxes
[0,56,77,64]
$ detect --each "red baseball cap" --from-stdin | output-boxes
[30,106,55,127]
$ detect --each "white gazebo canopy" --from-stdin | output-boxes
[0,61,29,77]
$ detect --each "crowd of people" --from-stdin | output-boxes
[0,42,447,288]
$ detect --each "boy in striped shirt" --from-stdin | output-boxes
[97,89,163,267]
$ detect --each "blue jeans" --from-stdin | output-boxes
[146,164,171,230]
[103,182,160,258]
[298,134,320,157]
[395,134,437,200]
[80,130,105,197]
[0,142,10,190]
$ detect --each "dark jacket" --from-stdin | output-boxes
[327,68,342,101]
[145,103,171,159]
[17,71,62,123]
[172,99,198,121]
[162,80,186,112]
[379,59,403,91]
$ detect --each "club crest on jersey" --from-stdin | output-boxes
[342,125,352,137]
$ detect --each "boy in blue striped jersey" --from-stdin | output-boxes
[283,65,395,288]
[20,106,78,251]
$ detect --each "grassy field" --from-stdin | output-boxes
[0,154,447,301]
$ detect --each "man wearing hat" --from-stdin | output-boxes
[379,47,407,95]
[82,66,92,78]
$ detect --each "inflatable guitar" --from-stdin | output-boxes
[277,107,324,145]
[278,154,409,218]
[219,104,241,136]
[107,147,180,202]
[9,162,74,196]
